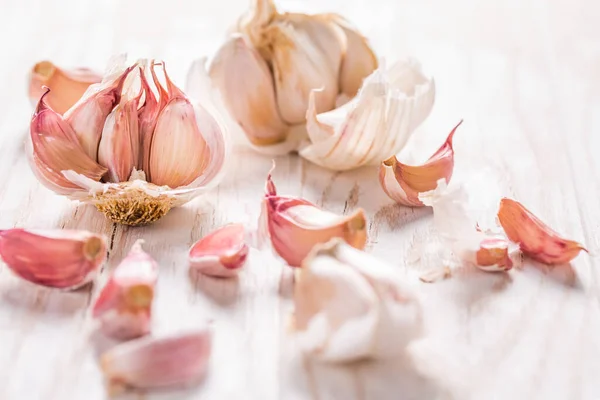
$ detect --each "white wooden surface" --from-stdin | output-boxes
[1,0,600,399]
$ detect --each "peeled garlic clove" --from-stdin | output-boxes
[100,329,212,394]
[262,167,367,267]
[64,61,134,161]
[380,120,461,206]
[28,61,102,115]
[209,36,288,146]
[294,238,422,362]
[498,198,587,264]
[0,229,106,289]
[30,89,108,191]
[189,223,248,278]
[92,240,158,340]
[300,59,435,171]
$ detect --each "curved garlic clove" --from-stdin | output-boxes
[28,61,102,115]
[64,58,135,161]
[93,240,158,340]
[293,238,422,363]
[189,223,248,278]
[379,120,461,206]
[30,88,107,192]
[262,166,367,267]
[498,198,587,264]
[0,229,106,289]
[100,329,211,395]
[209,36,288,146]
[300,59,436,171]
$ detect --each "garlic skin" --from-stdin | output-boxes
[189,223,248,278]
[498,198,587,264]
[293,239,422,363]
[0,229,106,289]
[92,240,158,340]
[100,329,212,395]
[380,120,460,206]
[420,180,515,273]
[209,0,377,154]
[262,167,367,267]
[28,56,228,226]
[28,61,102,115]
[300,59,436,171]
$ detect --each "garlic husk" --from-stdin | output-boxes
[300,58,435,171]
[92,240,158,340]
[100,329,212,394]
[498,198,587,264]
[420,180,516,273]
[293,238,422,363]
[0,229,106,289]
[28,61,102,115]
[189,223,248,278]
[380,120,460,206]
[262,166,367,267]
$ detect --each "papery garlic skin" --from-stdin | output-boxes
[300,59,436,171]
[262,167,367,267]
[92,240,158,339]
[100,329,211,394]
[293,239,422,363]
[189,223,248,278]
[28,61,102,115]
[498,198,587,264]
[380,120,460,206]
[0,229,106,289]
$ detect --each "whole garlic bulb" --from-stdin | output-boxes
[28,55,228,226]
[209,0,378,155]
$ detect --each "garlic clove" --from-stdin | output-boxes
[475,235,513,272]
[189,223,248,278]
[30,88,108,191]
[64,59,135,161]
[92,240,158,340]
[300,59,435,171]
[498,198,587,264]
[209,36,289,146]
[262,167,367,267]
[100,329,212,394]
[148,65,211,188]
[0,229,106,289]
[379,120,461,206]
[29,61,103,115]
[294,238,422,362]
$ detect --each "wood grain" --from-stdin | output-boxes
[0,0,599,399]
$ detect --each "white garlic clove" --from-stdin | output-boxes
[189,223,248,278]
[0,229,107,289]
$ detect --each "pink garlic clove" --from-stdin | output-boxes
[189,223,248,278]
[93,240,158,339]
[100,329,212,395]
[0,229,107,289]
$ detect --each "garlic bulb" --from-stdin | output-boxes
[293,238,422,363]
[28,56,228,226]
[209,0,377,154]
[28,61,102,115]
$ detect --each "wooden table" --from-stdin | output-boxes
[1,0,599,399]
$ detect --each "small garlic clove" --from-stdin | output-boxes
[209,36,289,146]
[262,166,367,267]
[379,120,461,206]
[189,223,248,278]
[294,238,422,362]
[28,61,102,115]
[30,88,108,192]
[93,240,158,340]
[0,229,106,289]
[64,59,135,161]
[100,329,212,394]
[498,198,587,264]
[148,65,211,188]
[475,235,513,272]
